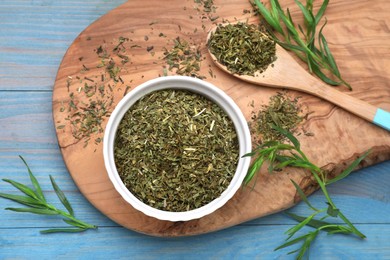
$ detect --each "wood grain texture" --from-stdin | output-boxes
[51,0,390,236]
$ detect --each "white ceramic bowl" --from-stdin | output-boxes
[103,76,251,222]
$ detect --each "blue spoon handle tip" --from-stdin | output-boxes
[373,108,390,131]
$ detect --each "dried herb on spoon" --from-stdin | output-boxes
[208,22,277,76]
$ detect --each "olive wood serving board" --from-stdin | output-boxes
[52,0,390,236]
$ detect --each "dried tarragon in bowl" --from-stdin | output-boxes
[114,89,239,212]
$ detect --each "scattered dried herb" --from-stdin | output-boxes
[163,37,205,79]
[194,0,216,14]
[58,37,133,147]
[114,89,239,212]
[251,92,303,143]
[194,0,218,22]
[66,96,113,146]
[113,36,129,52]
[149,20,159,26]
[208,22,276,76]
[106,59,121,81]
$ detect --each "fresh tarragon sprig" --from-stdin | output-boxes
[0,156,97,234]
[253,0,351,89]
[244,126,368,259]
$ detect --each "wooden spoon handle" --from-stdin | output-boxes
[307,79,390,131]
[207,27,389,131]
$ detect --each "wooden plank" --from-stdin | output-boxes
[51,0,390,236]
[0,0,127,91]
[0,224,389,259]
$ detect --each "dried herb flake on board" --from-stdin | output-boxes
[251,92,304,143]
[163,37,205,79]
[208,22,276,76]
[58,36,132,147]
[194,0,217,15]
[114,89,239,212]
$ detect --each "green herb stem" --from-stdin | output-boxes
[244,125,368,258]
[0,156,97,234]
[46,204,97,230]
[253,0,351,89]
[311,170,365,239]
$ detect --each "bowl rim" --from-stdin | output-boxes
[103,76,252,222]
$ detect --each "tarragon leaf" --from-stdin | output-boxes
[271,124,300,150]
[318,21,340,77]
[5,207,58,215]
[19,155,46,202]
[296,230,319,260]
[255,0,284,34]
[0,193,44,208]
[0,156,97,235]
[2,178,39,200]
[315,0,329,25]
[286,213,353,235]
[326,150,370,185]
[311,62,342,86]
[326,203,340,217]
[290,180,318,211]
[286,214,315,240]
[243,156,264,185]
[294,0,314,26]
[50,175,74,216]
[63,219,86,228]
[274,232,311,251]
[40,228,87,234]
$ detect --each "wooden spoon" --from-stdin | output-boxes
[207,25,390,132]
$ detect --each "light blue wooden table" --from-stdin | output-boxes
[1,1,389,259]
